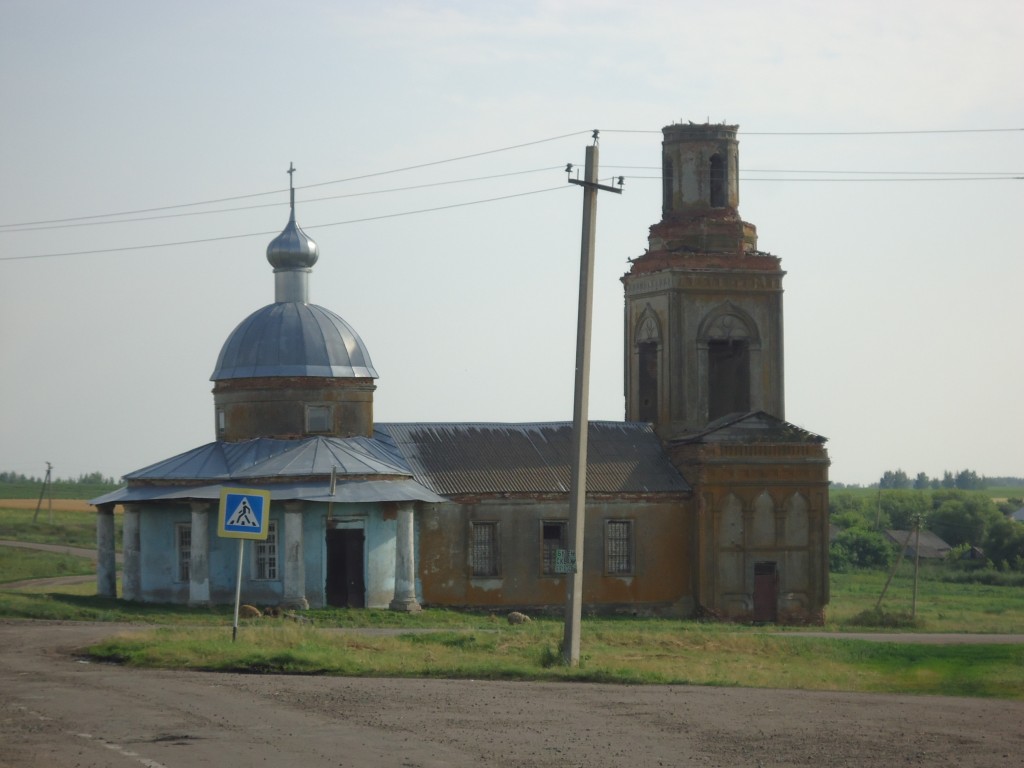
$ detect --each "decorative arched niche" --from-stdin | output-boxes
[752,491,775,546]
[784,493,809,546]
[720,493,743,548]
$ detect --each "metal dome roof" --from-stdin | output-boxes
[211,302,378,380]
[266,210,319,270]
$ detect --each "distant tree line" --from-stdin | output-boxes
[829,487,1024,573]
[833,471,1023,491]
[0,470,118,485]
[874,468,1013,491]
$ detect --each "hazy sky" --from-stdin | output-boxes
[1,0,1021,486]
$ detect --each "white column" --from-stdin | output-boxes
[122,504,142,601]
[283,501,308,609]
[390,502,421,612]
[95,504,117,598]
[189,501,211,606]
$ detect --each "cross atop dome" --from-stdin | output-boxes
[266,163,319,301]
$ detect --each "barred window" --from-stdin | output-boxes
[254,521,278,580]
[471,521,500,577]
[605,519,634,575]
[541,521,567,576]
[176,524,191,583]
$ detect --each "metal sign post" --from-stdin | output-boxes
[217,487,271,641]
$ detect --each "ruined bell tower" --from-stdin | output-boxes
[623,122,785,436]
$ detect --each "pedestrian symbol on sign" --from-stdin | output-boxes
[226,498,257,528]
[218,487,270,541]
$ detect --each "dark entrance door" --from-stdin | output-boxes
[326,529,365,608]
[752,561,778,622]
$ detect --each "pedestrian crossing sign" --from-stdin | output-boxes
[217,487,271,540]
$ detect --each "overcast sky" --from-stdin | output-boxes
[1,0,1021,486]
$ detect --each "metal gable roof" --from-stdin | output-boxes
[123,436,411,483]
[90,478,444,506]
[375,421,690,496]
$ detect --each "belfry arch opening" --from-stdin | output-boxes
[709,153,727,208]
[708,338,750,420]
[638,341,659,423]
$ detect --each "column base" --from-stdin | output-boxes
[389,597,422,613]
[282,597,310,611]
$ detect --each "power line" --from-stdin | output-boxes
[603,127,1024,135]
[0,131,590,229]
[0,185,571,262]
[6,126,1019,229]
[607,166,1024,175]
[624,175,1022,182]
[1,166,564,234]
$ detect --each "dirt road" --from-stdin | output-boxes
[1,621,1022,767]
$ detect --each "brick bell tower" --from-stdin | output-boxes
[622,122,785,437]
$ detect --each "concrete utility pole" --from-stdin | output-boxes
[562,135,622,667]
[32,462,53,524]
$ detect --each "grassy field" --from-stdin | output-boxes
[828,566,1024,633]
[0,504,118,550]
[0,548,97,583]
[83,617,1024,699]
[2,500,1023,698]
[0,481,118,501]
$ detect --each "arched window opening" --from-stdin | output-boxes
[708,338,750,420]
[662,156,674,216]
[638,341,658,423]
[709,153,726,208]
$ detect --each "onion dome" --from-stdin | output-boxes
[210,163,378,382]
[211,302,378,380]
[266,207,319,270]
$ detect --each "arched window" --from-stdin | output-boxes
[698,305,759,422]
[638,342,658,423]
[662,156,675,215]
[635,308,661,424]
[709,153,726,208]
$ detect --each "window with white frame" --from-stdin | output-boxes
[253,520,278,580]
[541,521,567,576]
[605,519,634,576]
[470,521,500,577]
[176,523,191,582]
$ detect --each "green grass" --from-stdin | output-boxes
[83,620,1024,698]
[0,481,118,500]
[0,591,234,623]
[0,548,97,583]
[3,520,1024,698]
[0,505,119,549]
[826,565,1024,633]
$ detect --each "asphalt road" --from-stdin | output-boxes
[1,620,1022,768]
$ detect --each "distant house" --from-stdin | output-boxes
[884,529,952,560]
[1011,507,1024,523]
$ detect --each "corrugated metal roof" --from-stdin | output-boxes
[375,421,690,496]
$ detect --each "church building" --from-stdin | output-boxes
[93,122,830,623]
